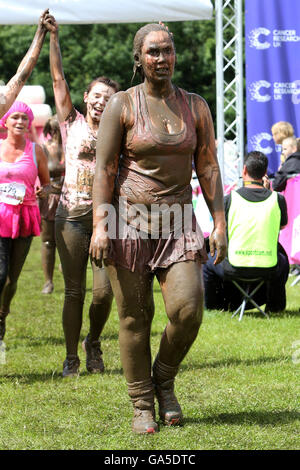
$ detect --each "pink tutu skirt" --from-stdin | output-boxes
[0,202,41,239]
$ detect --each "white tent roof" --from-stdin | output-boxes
[0,0,213,24]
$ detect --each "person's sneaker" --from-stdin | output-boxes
[42,281,54,294]
[62,355,80,378]
[82,334,104,373]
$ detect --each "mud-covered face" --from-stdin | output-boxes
[84,82,115,123]
[6,112,30,134]
[140,30,176,83]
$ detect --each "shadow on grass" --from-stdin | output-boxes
[0,367,124,384]
[181,355,288,371]
[221,309,300,319]
[185,409,300,426]
[15,336,66,346]
[13,330,161,346]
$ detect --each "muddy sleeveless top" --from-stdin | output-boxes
[108,84,207,272]
[117,84,196,202]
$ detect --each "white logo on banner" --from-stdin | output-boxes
[249,28,300,49]
[249,80,271,102]
[292,80,300,104]
[273,29,300,47]
[274,81,300,101]
[248,28,271,49]
[249,133,273,154]
[249,80,300,103]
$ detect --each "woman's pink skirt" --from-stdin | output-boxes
[0,202,41,239]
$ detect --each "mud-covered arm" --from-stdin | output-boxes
[192,94,227,264]
[89,92,127,266]
[0,10,48,118]
[43,14,73,122]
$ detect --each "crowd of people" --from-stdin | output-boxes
[0,10,298,435]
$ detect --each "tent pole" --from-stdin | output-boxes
[235,0,244,179]
[215,0,225,185]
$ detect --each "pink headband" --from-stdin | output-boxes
[0,101,34,130]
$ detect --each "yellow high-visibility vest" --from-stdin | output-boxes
[228,191,281,268]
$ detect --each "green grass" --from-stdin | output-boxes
[0,237,299,450]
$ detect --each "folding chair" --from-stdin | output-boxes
[290,265,300,286]
[291,274,300,287]
[230,277,269,321]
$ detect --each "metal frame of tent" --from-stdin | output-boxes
[215,0,244,184]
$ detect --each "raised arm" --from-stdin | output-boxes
[192,94,227,264]
[43,14,73,122]
[89,92,127,266]
[0,10,49,118]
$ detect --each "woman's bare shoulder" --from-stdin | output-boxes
[181,90,212,126]
[185,90,209,109]
[106,88,135,126]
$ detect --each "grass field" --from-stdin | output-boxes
[0,236,299,450]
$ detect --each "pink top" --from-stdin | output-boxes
[0,139,41,238]
[0,139,38,205]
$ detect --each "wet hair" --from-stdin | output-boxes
[43,114,62,144]
[271,121,294,143]
[85,76,120,95]
[244,151,268,179]
[132,23,175,83]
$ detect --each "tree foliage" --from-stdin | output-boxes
[0,19,217,121]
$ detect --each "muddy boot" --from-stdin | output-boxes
[0,311,8,341]
[153,358,183,426]
[127,379,159,434]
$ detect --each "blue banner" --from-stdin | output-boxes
[245,0,300,175]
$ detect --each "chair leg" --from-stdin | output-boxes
[231,280,269,320]
[231,302,242,319]
[246,281,269,319]
[239,298,247,321]
[246,296,269,318]
[231,283,249,320]
[291,274,300,287]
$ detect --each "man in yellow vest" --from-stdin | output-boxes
[203,151,289,313]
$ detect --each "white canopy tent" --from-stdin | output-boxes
[0,0,213,24]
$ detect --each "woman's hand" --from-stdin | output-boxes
[89,227,110,268]
[209,225,227,265]
[36,184,51,199]
[37,9,50,32]
[42,12,58,34]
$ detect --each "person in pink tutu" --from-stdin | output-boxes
[0,101,50,341]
